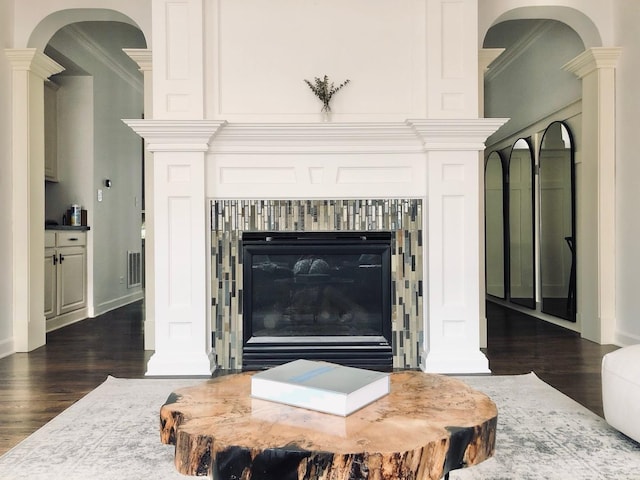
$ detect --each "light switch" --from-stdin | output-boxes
[97,189,103,202]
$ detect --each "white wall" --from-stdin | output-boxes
[479,1,613,48]
[0,0,15,358]
[613,0,640,345]
[92,67,144,313]
[13,0,151,49]
[205,0,428,122]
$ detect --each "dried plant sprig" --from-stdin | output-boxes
[304,75,350,111]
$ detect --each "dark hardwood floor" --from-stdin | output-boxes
[484,301,618,417]
[0,300,618,456]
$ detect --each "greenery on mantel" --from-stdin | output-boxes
[304,75,350,112]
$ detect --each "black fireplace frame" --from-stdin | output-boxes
[241,231,393,370]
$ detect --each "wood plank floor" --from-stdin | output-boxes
[0,300,618,456]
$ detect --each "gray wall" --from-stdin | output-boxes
[45,21,146,315]
[484,19,583,142]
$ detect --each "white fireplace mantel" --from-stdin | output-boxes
[125,118,507,375]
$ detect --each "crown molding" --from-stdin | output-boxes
[63,25,143,93]
[484,20,554,83]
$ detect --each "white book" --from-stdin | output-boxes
[250,359,390,416]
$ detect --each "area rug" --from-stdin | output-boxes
[0,373,638,479]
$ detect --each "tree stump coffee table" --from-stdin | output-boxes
[160,371,497,480]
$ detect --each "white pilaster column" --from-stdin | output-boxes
[5,49,64,352]
[425,0,479,119]
[124,49,156,351]
[151,0,204,119]
[124,120,226,375]
[410,118,507,373]
[563,48,621,344]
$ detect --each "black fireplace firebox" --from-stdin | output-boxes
[241,231,393,370]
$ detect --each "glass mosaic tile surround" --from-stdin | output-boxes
[211,199,424,370]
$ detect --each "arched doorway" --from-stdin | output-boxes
[481,7,619,343]
[9,8,149,351]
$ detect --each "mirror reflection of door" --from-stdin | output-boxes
[539,122,576,321]
[508,138,535,309]
[485,151,506,299]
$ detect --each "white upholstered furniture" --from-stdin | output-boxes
[602,344,640,443]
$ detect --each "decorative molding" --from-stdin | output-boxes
[408,118,509,150]
[123,119,227,151]
[153,120,510,155]
[4,48,65,79]
[123,48,152,72]
[484,20,554,83]
[563,47,623,79]
[63,24,143,93]
[479,48,505,73]
[209,122,425,155]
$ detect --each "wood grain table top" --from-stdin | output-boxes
[160,370,497,480]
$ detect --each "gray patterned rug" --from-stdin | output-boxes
[0,373,638,479]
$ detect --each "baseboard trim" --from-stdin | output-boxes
[0,336,14,359]
[46,308,88,332]
[615,329,640,347]
[93,291,144,317]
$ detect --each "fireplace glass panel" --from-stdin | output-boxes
[241,231,393,369]
[250,251,385,337]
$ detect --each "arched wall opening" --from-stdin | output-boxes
[479,5,603,50]
[9,7,150,352]
[481,5,618,346]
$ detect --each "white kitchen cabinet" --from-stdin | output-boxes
[45,230,87,326]
[44,232,57,319]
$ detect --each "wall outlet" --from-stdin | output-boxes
[97,189,103,202]
[119,276,125,284]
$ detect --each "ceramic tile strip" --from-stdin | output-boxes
[211,199,424,370]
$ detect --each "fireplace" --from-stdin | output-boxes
[241,231,393,370]
[127,119,503,377]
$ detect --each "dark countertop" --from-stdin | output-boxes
[45,225,91,231]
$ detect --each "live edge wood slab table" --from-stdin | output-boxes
[160,371,497,480]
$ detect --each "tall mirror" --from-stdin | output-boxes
[539,122,576,321]
[508,138,535,309]
[485,151,506,299]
